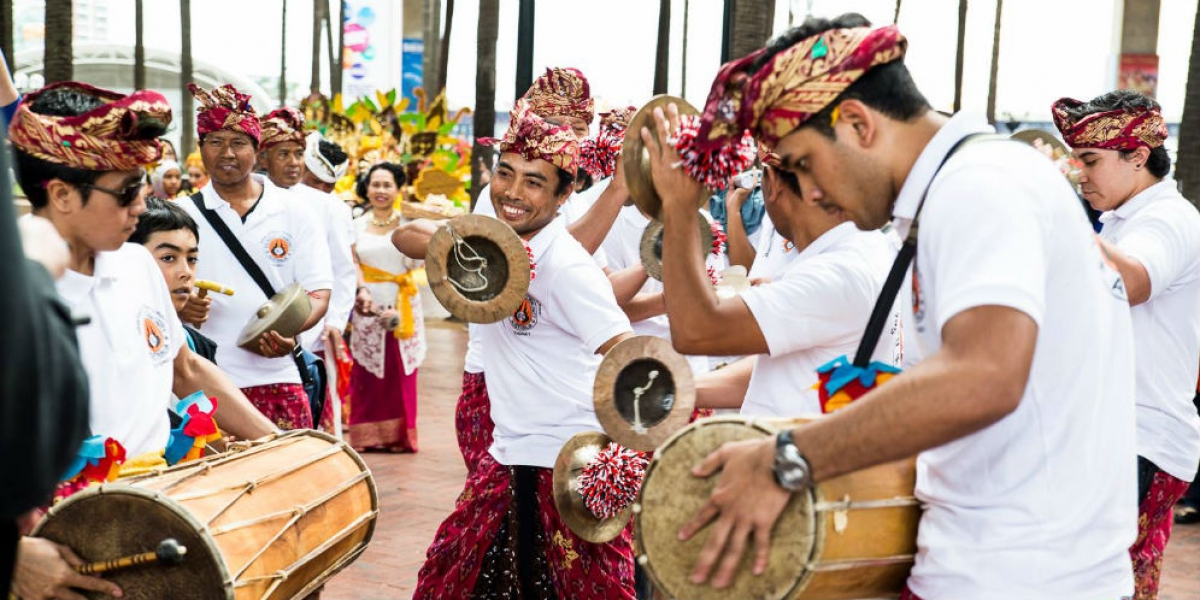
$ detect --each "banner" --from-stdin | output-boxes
[402,38,424,107]
[1118,54,1159,98]
[343,0,402,100]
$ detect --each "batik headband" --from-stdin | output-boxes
[524,67,595,125]
[189,83,262,143]
[9,81,171,171]
[579,105,637,180]
[483,100,580,176]
[1051,97,1167,151]
[259,106,306,150]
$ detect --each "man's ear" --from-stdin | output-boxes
[45,179,79,213]
[834,99,876,149]
[1130,146,1151,169]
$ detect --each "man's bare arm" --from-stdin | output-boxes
[1096,237,1151,306]
[694,356,755,409]
[391,218,441,260]
[173,347,278,440]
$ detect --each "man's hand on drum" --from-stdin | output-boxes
[12,537,123,600]
[640,104,707,213]
[678,436,791,589]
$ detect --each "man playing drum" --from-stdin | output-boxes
[7,82,277,600]
[413,101,636,600]
[1054,90,1200,600]
[640,14,1137,600]
[657,148,899,415]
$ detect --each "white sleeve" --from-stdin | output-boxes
[740,257,877,356]
[326,200,357,331]
[292,204,334,292]
[921,162,1049,332]
[554,263,632,353]
[473,185,496,218]
[1117,203,1200,302]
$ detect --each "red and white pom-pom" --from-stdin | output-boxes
[524,242,537,281]
[578,126,624,180]
[709,220,727,257]
[577,442,649,520]
[707,265,722,286]
[671,115,756,191]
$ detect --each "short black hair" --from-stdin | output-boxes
[754,13,931,140]
[317,139,348,167]
[1057,89,1172,178]
[128,196,200,246]
[356,162,408,201]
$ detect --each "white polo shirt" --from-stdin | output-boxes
[1099,179,1200,481]
[747,211,798,281]
[180,174,333,388]
[738,222,900,416]
[483,218,632,468]
[289,183,356,350]
[895,113,1136,600]
[57,244,185,457]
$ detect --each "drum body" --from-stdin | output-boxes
[635,416,918,600]
[34,430,378,600]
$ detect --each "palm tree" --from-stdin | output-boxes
[279,0,288,106]
[894,0,902,24]
[472,0,499,208]
[134,0,145,89]
[681,0,690,97]
[437,0,454,93]
[1,0,14,63]
[43,0,73,83]
[327,0,344,98]
[423,0,441,94]
[953,0,967,112]
[1178,4,1200,205]
[514,0,534,98]
[985,0,1002,125]
[181,0,195,156]
[728,0,776,61]
[653,0,670,95]
[310,0,324,94]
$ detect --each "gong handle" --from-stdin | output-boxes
[75,539,187,576]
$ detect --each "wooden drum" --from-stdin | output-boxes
[33,430,378,600]
[634,416,919,600]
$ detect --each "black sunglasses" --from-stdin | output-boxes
[80,177,146,207]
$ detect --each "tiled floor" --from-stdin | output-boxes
[323,324,1200,600]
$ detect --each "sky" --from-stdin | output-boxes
[12,0,1200,121]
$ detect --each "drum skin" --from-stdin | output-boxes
[34,430,378,600]
[634,416,919,600]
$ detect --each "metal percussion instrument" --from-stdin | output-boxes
[236,283,312,352]
[551,431,634,545]
[638,212,716,282]
[623,95,704,221]
[593,336,695,453]
[425,214,532,324]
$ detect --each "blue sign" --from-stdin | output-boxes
[402,38,424,107]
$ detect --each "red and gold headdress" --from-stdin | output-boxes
[523,67,595,124]
[694,25,906,153]
[8,81,171,171]
[483,100,580,176]
[188,83,262,143]
[259,106,307,150]
[1051,97,1168,151]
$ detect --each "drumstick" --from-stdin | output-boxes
[193,280,234,330]
[75,538,187,576]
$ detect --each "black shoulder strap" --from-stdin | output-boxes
[189,193,277,299]
[852,133,1008,366]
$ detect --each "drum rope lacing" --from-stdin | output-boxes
[444,223,490,293]
[629,370,659,435]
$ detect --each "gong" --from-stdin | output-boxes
[594,335,695,452]
[639,212,716,281]
[426,214,532,324]
[622,95,704,221]
[236,283,313,353]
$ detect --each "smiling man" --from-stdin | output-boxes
[1054,90,1200,600]
[414,101,635,600]
[639,14,1138,600]
[179,84,333,431]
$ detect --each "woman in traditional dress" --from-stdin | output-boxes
[348,162,425,452]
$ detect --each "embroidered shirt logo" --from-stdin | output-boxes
[137,307,172,364]
[262,232,294,264]
[509,295,542,335]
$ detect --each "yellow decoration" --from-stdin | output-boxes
[360,263,419,339]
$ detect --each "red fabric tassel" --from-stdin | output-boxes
[671,114,756,191]
[577,442,648,520]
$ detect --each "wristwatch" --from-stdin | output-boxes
[773,429,812,492]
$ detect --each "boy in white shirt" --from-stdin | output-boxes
[640,14,1137,600]
[8,81,276,600]
[414,101,635,600]
[1055,90,1200,600]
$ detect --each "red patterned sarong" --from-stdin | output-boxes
[241,383,312,430]
[899,587,924,600]
[414,458,635,599]
[1132,468,1190,600]
[455,371,493,476]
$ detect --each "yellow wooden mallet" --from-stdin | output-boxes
[194,280,234,329]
